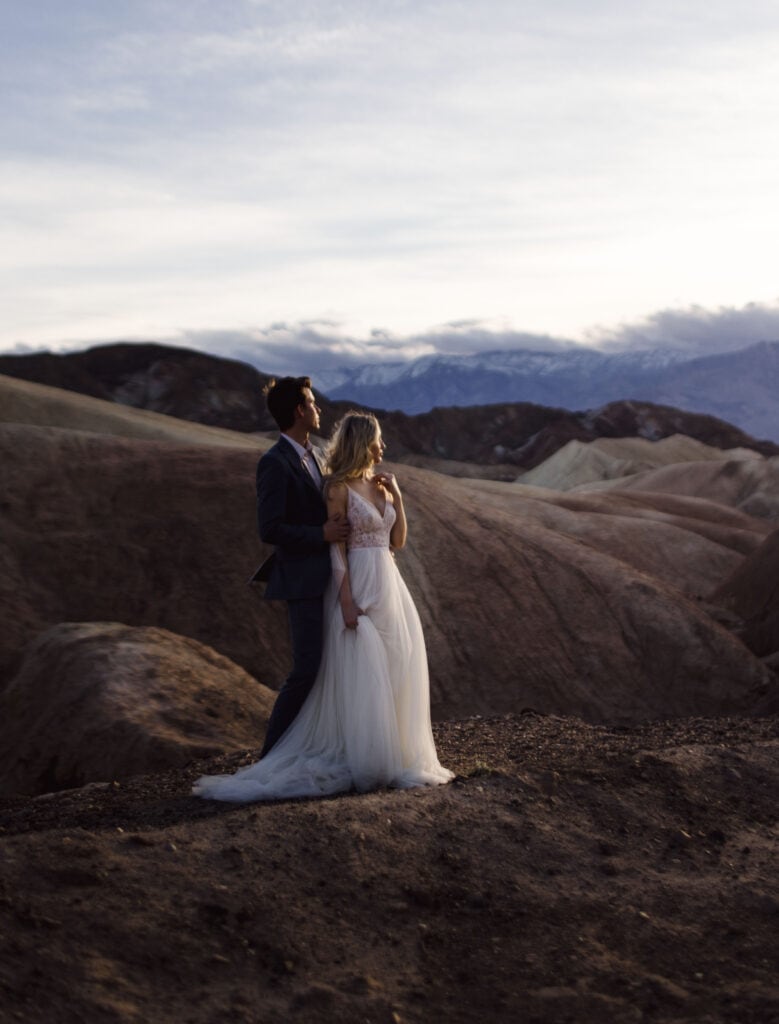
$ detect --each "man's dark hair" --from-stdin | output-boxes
[265,376,312,430]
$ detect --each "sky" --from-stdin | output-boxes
[3,0,779,371]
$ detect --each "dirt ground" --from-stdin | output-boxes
[1,712,777,1024]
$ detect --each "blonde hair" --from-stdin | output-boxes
[325,411,381,485]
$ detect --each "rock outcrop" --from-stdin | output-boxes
[0,623,275,796]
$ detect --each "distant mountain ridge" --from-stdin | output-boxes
[1,342,777,471]
[318,341,779,441]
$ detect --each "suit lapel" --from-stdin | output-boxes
[277,436,323,495]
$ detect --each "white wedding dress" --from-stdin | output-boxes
[192,487,453,802]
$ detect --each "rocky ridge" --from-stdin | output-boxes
[2,344,777,474]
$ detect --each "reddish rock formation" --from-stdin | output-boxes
[0,623,275,796]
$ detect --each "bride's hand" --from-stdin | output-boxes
[341,598,363,630]
[373,471,400,497]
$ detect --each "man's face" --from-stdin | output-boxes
[298,387,321,432]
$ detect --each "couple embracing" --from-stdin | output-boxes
[193,376,452,802]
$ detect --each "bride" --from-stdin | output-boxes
[192,411,453,802]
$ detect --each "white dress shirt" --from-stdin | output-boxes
[282,433,323,489]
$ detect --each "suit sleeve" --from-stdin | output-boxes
[256,454,325,552]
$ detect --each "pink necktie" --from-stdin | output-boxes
[302,444,320,485]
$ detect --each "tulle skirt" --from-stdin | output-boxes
[192,546,453,802]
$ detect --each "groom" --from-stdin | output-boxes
[254,376,349,756]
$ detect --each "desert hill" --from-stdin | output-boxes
[0,622,277,797]
[0,342,278,432]
[474,479,768,592]
[515,434,762,491]
[1,396,776,798]
[2,420,773,721]
[0,373,267,449]
[573,454,779,521]
[2,344,777,476]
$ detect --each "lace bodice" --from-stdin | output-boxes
[347,487,395,549]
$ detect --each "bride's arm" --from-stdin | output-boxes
[325,482,362,629]
[376,472,407,550]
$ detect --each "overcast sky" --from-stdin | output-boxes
[3,0,779,367]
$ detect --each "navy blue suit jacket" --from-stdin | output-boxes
[255,437,331,601]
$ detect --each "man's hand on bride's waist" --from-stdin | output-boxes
[324,512,350,543]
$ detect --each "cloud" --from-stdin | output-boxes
[172,302,779,375]
[180,323,435,375]
[418,323,577,357]
[19,299,779,385]
[591,301,779,355]
[174,317,580,375]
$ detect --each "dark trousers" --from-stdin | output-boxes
[260,596,325,758]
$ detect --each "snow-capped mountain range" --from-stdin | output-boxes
[312,341,779,442]
[315,346,690,392]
